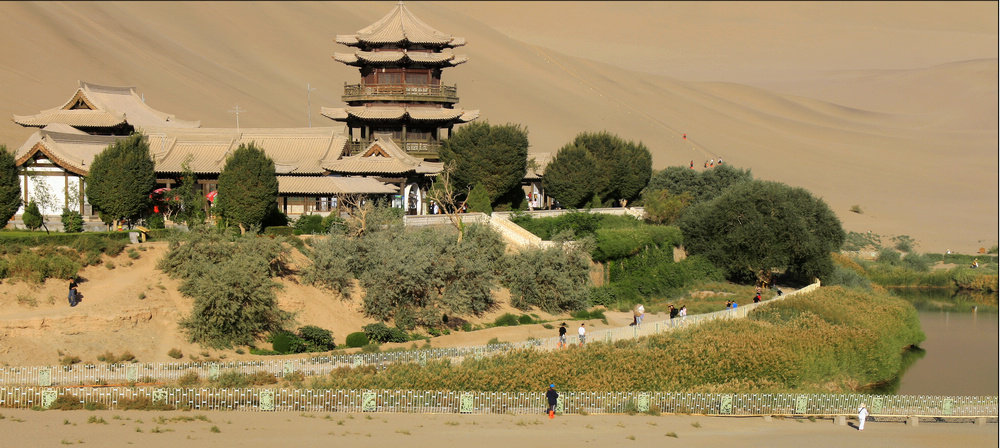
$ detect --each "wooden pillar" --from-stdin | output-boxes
[64,171,69,209]
[79,177,85,215]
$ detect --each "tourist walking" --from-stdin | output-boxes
[633,303,645,327]
[679,305,687,324]
[546,384,559,418]
[68,278,79,307]
[578,323,586,346]
[558,323,567,348]
[857,403,869,431]
[669,305,679,320]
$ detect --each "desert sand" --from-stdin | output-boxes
[0,1,996,253]
[0,408,996,448]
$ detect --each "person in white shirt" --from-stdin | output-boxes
[578,323,586,346]
[857,403,869,431]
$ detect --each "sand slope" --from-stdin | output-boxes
[0,1,995,252]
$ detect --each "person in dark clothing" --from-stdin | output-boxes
[753,293,761,303]
[669,305,679,319]
[558,323,567,348]
[68,278,79,307]
[546,384,559,418]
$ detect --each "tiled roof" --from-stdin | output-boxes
[14,127,121,176]
[142,126,348,175]
[277,176,399,195]
[524,152,553,180]
[320,106,479,123]
[13,81,201,129]
[323,137,442,175]
[335,1,465,48]
[334,50,467,67]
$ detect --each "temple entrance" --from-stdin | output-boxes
[403,183,422,215]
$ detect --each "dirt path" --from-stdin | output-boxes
[0,409,994,448]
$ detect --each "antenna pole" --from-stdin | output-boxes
[228,104,247,133]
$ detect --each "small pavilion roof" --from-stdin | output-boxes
[12,81,200,130]
[14,126,121,176]
[277,175,399,195]
[320,106,479,123]
[335,1,466,49]
[334,49,467,67]
[323,137,442,175]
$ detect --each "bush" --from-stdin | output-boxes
[177,371,200,387]
[363,322,409,343]
[493,313,519,327]
[293,214,325,235]
[146,213,165,230]
[298,325,336,352]
[345,332,369,348]
[22,201,43,231]
[517,314,534,325]
[61,209,84,233]
[167,348,183,359]
[271,331,306,354]
[263,226,293,236]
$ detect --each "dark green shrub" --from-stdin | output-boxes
[8,251,48,283]
[589,286,616,307]
[298,325,336,352]
[271,332,293,354]
[363,322,409,343]
[517,314,534,325]
[493,313,519,327]
[294,214,325,235]
[61,208,84,233]
[345,332,369,348]
[147,213,165,229]
[22,201,43,231]
[322,214,347,234]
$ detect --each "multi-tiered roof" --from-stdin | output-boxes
[321,1,478,159]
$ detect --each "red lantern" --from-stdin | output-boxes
[154,205,160,213]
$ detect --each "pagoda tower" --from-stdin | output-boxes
[321,1,478,160]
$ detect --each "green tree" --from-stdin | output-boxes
[645,164,753,205]
[214,143,278,234]
[542,145,600,209]
[0,145,21,228]
[572,132,652,206]
[22,200,42,231]
[503,241,592,312]
[174,158,207,229]
[85,133,156,228]
[678,180,846,284]
[179,251,291,349]
[61,208,84,233]
[641,189,693,225]
[437,121,529,205]
[466,183,493,215]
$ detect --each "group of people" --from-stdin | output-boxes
[557,322,587,348]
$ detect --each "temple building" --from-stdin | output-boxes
[321,1,478,160]
[7,2,549,227]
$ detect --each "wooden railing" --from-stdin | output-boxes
[342,83,458,102]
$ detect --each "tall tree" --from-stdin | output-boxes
[678,179,846,284]
[174,157,207,229]
[437,121,529,205]
[645,164,753,205]
[0,145,21,228]
[541,145,600,209]
[215,142,278,234]
[85,133,156,228]
[572,132,652,206]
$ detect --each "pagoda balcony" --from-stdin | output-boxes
[342,83,459,104]
[348,139,441,158]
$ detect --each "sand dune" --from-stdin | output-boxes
[0,1,996,252]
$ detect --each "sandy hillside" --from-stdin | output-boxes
[0,1,996,252]
[0,240,632,367]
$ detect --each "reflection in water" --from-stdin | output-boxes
[885,288,999,396]
[863,346,926,395]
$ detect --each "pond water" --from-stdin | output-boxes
[888,288,999,396]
